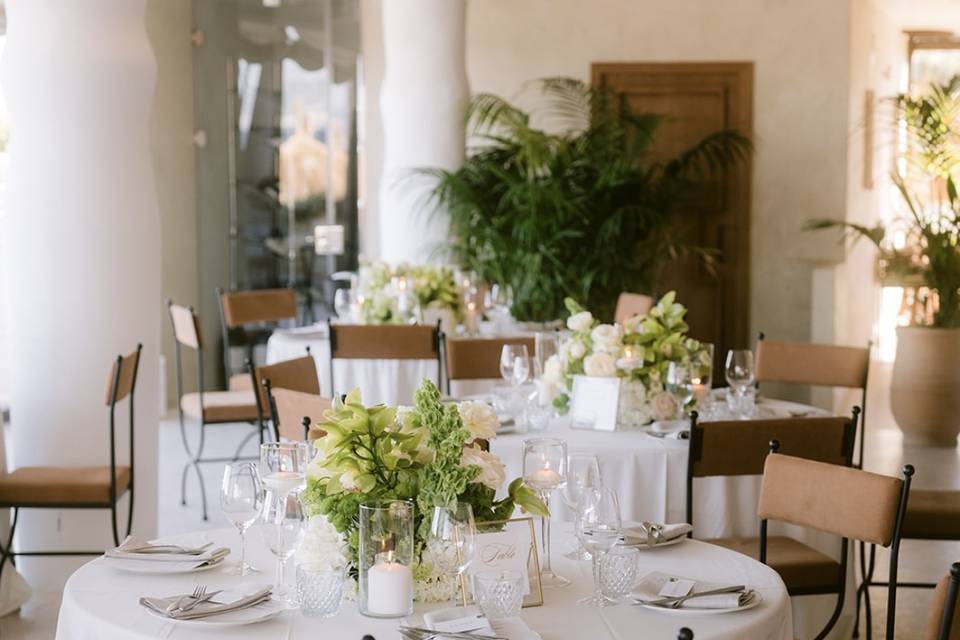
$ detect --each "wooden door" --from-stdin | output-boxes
[592,62,753,377]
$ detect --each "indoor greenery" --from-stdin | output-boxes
[420,77,751,322]
[806,76,960,328]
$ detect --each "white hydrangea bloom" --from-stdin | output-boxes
[567,311,594,332]
[457,401,498,441]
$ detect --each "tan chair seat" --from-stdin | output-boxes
[903,489,960,539]
[709,535,841,592]
[181,390,258,423]
[0,466,131,506]
[228,373,253,392]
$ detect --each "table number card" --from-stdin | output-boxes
[570,375,621,431]
[463,517,543,607]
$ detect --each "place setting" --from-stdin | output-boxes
[101,536,230,575]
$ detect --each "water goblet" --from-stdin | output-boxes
[576,487,622,607]
[666,362,694,419]
[426,503,477,608]
[561,453,602,560]
[725,349,755,391]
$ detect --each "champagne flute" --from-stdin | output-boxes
[666,362,694,420]
[522,438,570,587]
[576,487,622,607]
[260,490,308,606]
[560,453,602,560]
[426,503,478,608]
[220,462,263,575]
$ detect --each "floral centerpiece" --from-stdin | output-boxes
[357,261,462,325]
[545,291,711,424]
[301,379,547,601]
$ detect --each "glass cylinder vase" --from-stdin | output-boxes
[358,499,415,618]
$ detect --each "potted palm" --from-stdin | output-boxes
[420,78,750,323]
[807,77,960,445]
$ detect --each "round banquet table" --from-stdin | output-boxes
[56,525,792,640]
[491,400,853,640]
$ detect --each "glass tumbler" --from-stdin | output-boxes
[473,570,525,620]
[599,546,639,601]
[297,564,345,617]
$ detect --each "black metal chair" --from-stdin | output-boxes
[930,562,960,640]
[677,629,694,640]
[169,301,261,521]
[249,350,322,442]
[0,344,142,584]
[685,410,859,639]
[216,287,298,388]
[758,443,913,640]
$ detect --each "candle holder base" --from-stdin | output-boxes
[540,568,571,588]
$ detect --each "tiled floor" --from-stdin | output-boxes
[1,361,958,639]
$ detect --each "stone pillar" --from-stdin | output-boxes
[1,0,160,585]
[378,0,468,264]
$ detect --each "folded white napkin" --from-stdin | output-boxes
[632,571,752,610]
[139,585,272,621]
[422,606,542,640]
[622,522,692,547]
[106,536,229,564]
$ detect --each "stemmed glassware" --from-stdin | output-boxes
[333,288,353,321]
[576,487,622,607]
[500,344,531,388]
[260,442,309,495]
[665,362,694,420]
[426,503,478,608]
[725,349,756,417]
[522,438,569,587]
[220,462,264,576]
[561,453,602,560]
[260,490,308,607]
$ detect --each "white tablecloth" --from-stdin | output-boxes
[492,404,853,640]
[266,326,439,406]
[55,525,791,640]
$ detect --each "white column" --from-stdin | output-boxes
[1,0,160,586]
[378,0,468,264]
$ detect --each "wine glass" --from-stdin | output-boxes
[220,462,263,576]
[576,487,622,607]
[260,442,309,495]
[522,438,569,587]
[334,288,352,321]
[560,453,602,560]
[426,503,477,608]
[500,344,531,387]
[259,490,308,606]
[666,362,694,420]
[488,283,514,315]
[725,349,755,391]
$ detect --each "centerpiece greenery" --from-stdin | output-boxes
[301,380,547,601]
[358,261,462,325]
[805,76,960,327]
[421,77,750,322]
[544,290,710,422]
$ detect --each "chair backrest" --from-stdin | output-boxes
[755,336,869,389]
[254,355,321,412]
[445,335,536,382]
[615,292,654,324]
[928,563,960,640]
[106,345,142,405]
[169,303,202,350]
[758,453,906,546]
[678,629,694,640]
[329,323,440,360]
[271,388,331,441]
[220,288,297,328]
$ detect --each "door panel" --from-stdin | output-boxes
[592,62,753,378]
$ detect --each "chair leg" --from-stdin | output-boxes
[110,503,121,548]
[125,486,135,538]
[0,507,19,587]
[179,418,209,521]
[863,543,878,640]
[854,539,868,638]
[192,461,208,521]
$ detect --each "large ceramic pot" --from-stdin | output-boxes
[891,326,960,446]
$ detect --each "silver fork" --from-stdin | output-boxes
[165,585,205,613]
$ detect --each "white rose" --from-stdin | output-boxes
[297,515,349,572]
[591,324,622,353]
[583,352,617,377]
[651,391,679,421]
[460,447,507,491]
[569,340,587,359]
[542,354,564,385]
[457,401,499,441]
[567,311,594,332]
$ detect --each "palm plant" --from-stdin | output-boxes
[419,77,751,322]
[806,76,960,328]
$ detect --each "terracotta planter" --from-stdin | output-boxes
[891,326,960,446]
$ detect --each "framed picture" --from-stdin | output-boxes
[460,517,543,608]
[570,375,621,431]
